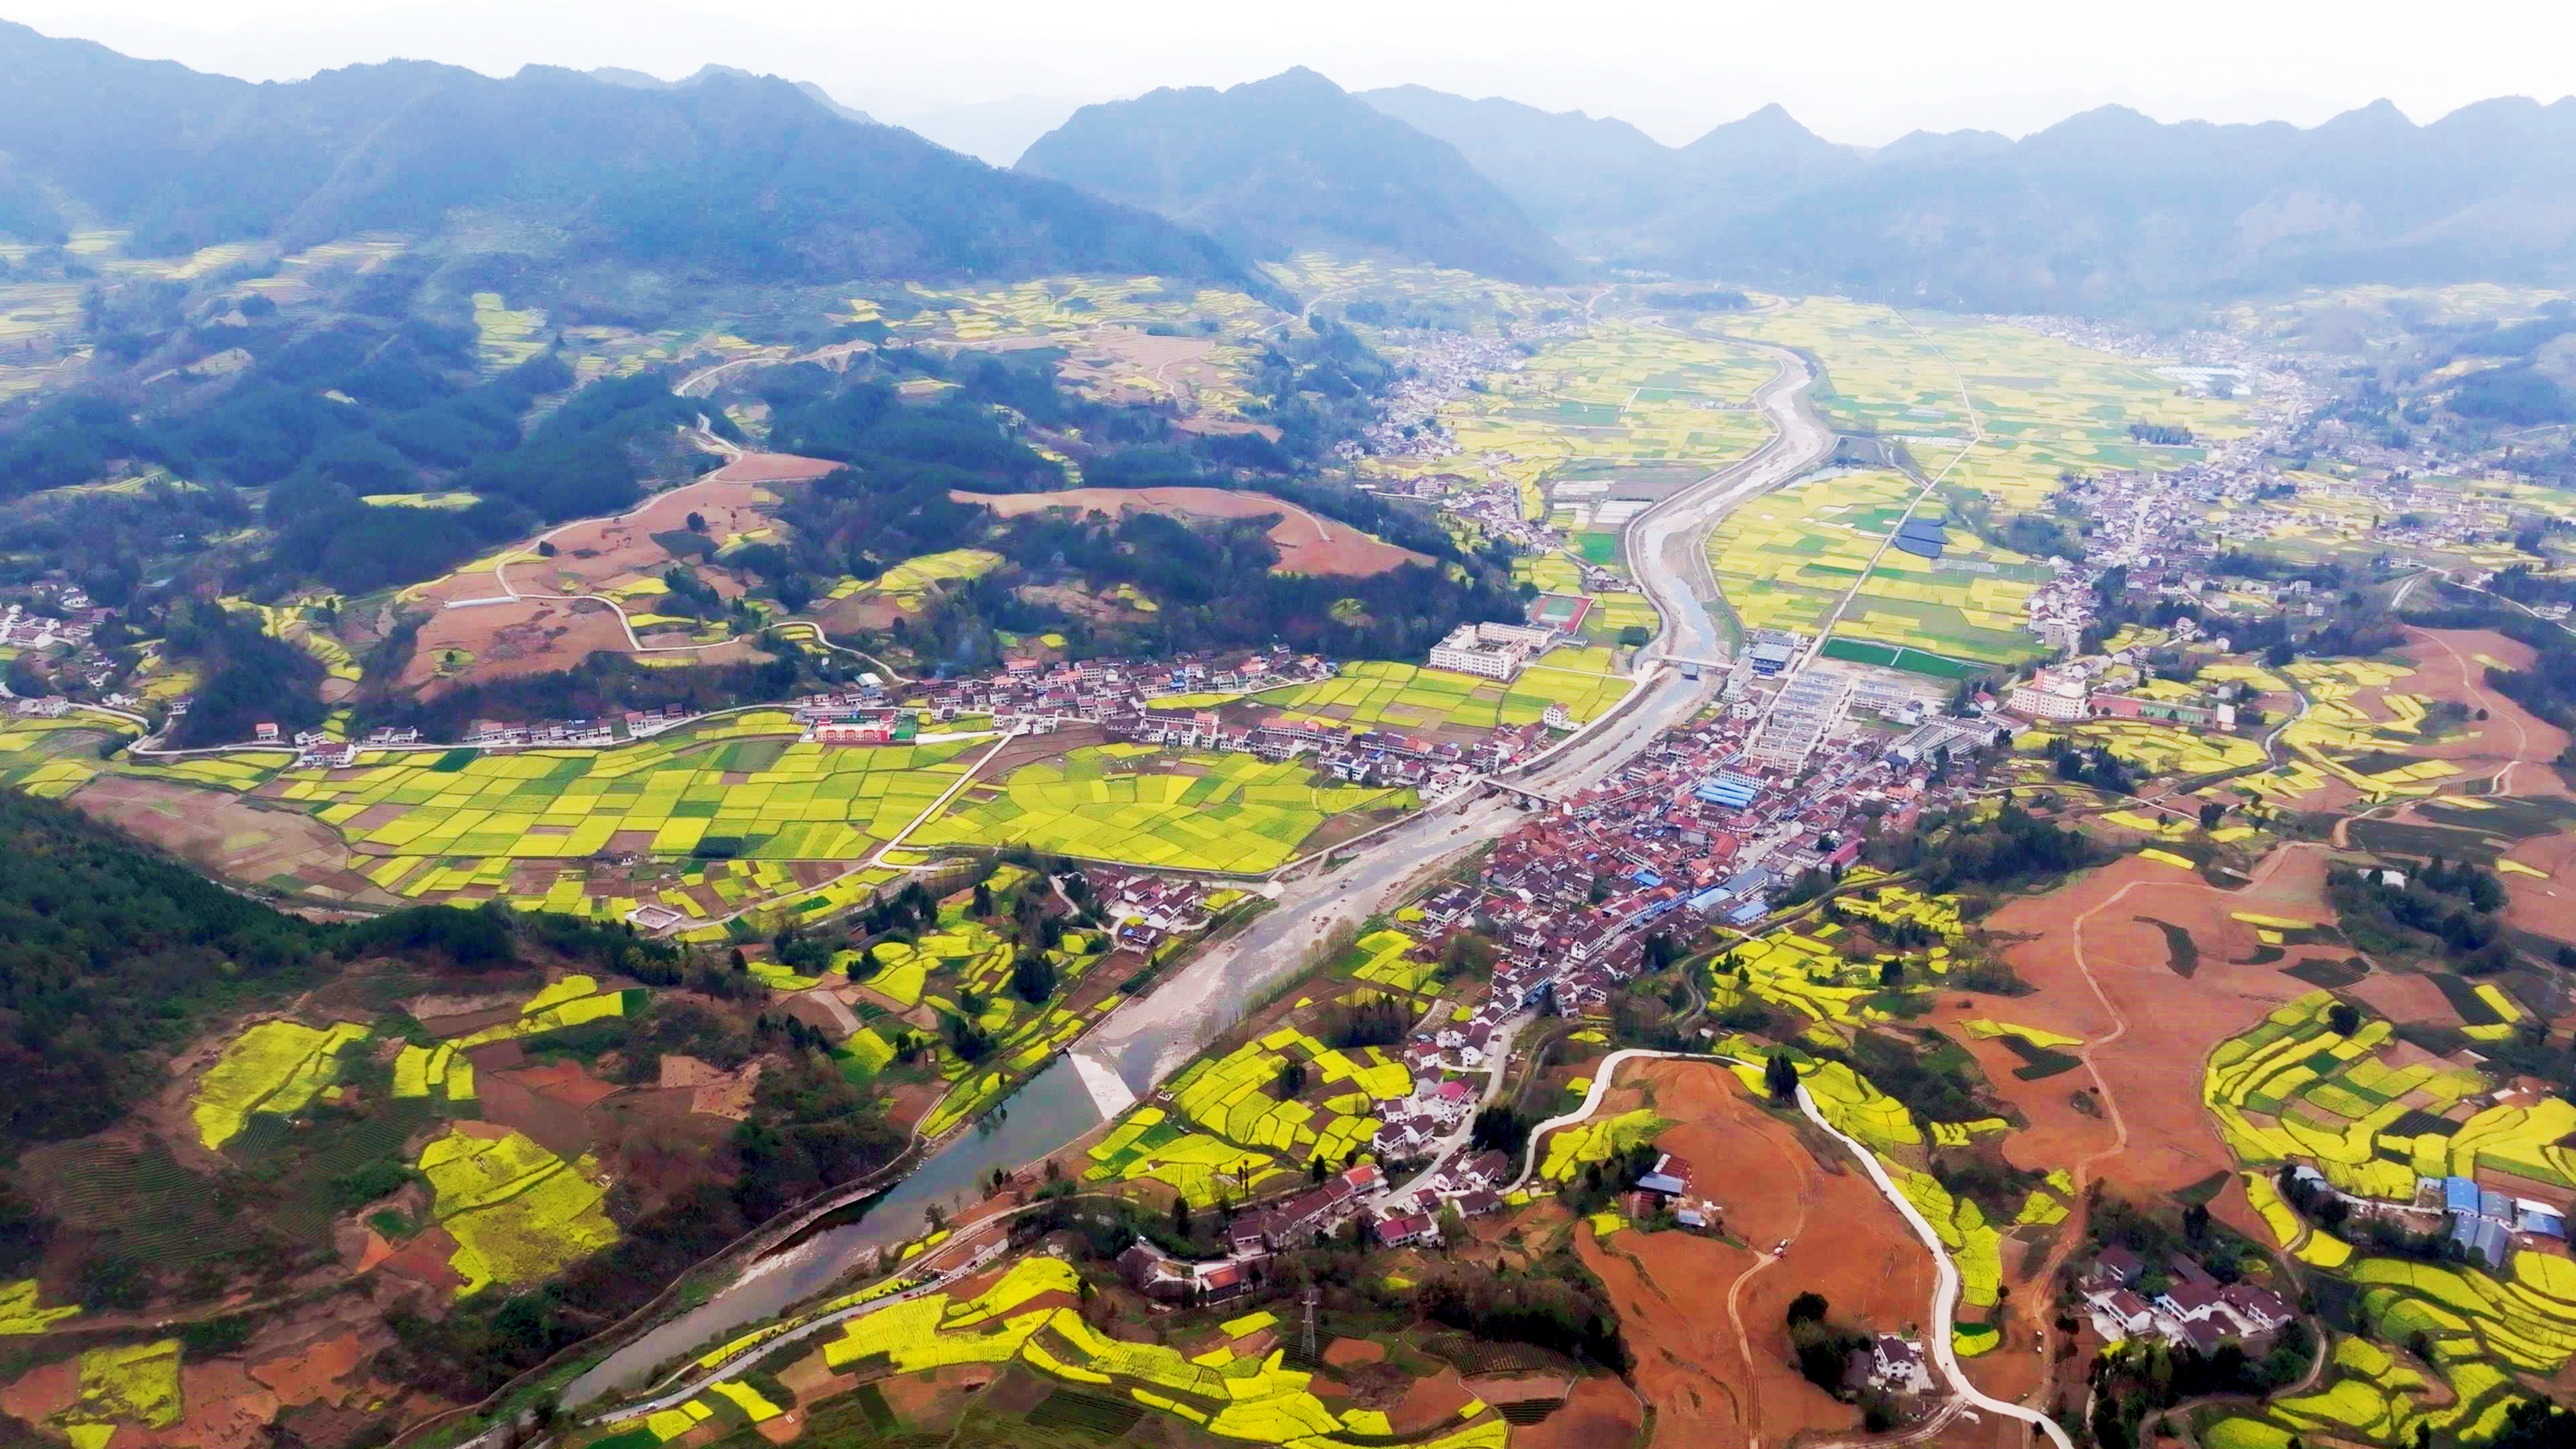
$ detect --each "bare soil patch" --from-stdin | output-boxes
[1509,1377,1642,1449]
[2400,628,2569,796]
[1322,1337,1385,1368]
[249,1331,366,1408]
[404,596,633,692]
[1976,847,2329,1199]
[953,487,1428,577]
[74,775,378,901]
[1384,1366,1475,1434]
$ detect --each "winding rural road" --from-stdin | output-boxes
[1503,1049,2075,1449]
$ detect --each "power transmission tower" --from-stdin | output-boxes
[1300,1285,1321,1364]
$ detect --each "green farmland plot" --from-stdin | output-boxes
[1737,299,2253,509]
[1705,470,2049,667]
[912,745,1411,874]
[268,726,971,865]
[1257,650,1633,737]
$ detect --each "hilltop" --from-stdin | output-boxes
[1018,67,1576,284]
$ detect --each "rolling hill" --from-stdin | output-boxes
[1018,67,1575,284]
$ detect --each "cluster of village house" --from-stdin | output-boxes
[2080,1246,2296,1354]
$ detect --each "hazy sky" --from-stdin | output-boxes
[10,0,2574,150]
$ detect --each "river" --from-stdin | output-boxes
[562,339,1831,1411]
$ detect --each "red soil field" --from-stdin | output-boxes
[1509,1377,1642,1449]
[953,486,1430,577]
[1572,1059,1935,1448]
[1970,846,2332,1201]
[706,452,841,484]
[249,1332,365,1407]
[402,596,637,692]
[2396,629,2569,796]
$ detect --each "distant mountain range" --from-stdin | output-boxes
[0,22,1255,294]
[2,20,2571,313]
[1356,83,2576,308]
[1016,68,1576,285]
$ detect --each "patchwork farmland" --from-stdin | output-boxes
[1705,468,2053,667]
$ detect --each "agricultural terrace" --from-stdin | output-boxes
[416,1124,620,1295]
[912,744,1415,875]
[1735,299,2253,508]
[2010,716,2269,783]
[1085,987,1428,1206]
[842,891,1128,1140]
[2265,657,2466,804]
[191,1020,372,1148]
[2199,990,2576,1449]
[867,275,1276,431]
[1364,314,1778,521]
[1256,649,1633,741]
[1703,469,2050,667]
[0,714,121,800]
[593,1256,1509,1449]
[222,720,967,921]
[1706,885,1976,1049]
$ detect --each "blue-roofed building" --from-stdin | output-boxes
[1696,777,1759,808]
[1723,865,1776,898]
[1688,887,1729,915]
[1725,899,1768,926]
[2445,1176,2482,1214]
[1749,641,1796,676]
[2451,1216,2512,1269]
[1632,868,1664,888]
[2520,1203,2568,1239]
[2481,1188,2515,1221]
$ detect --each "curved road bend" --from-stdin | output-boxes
[1073,343,1837,1098]
[1499,1049,2074,1449]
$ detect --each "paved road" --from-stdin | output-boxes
[1071,341,1837,1101]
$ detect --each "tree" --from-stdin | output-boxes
[1010,950,1057,1004]
[1786,1292,1829,1326]
[1764,1051,1800,1102]
[971,880,993,916]
[1617,625,1652,649]
[686,511,706,532]
[729,947,748,973]
[2200,801,2225,830]
[2265,639,2296,668]
[2328,1002,2361,1036]
[1173,1195,1192,1238]
[1879,959,1905,988]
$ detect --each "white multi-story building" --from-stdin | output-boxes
[2006,676,2088,721]
[1428,621,1558,681]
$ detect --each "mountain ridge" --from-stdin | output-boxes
[1018,67,1576,284]
[0,21,1256,294]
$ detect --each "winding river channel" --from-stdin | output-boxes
[562,339,1833,1409]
